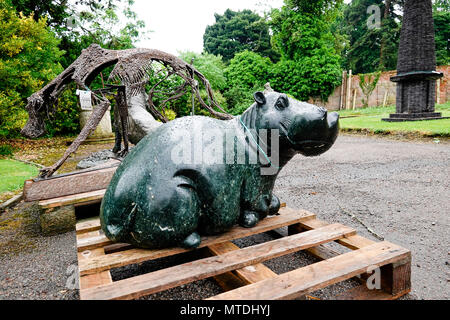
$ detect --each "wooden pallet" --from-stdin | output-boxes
[76,207,411,300]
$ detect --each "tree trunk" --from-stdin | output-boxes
[379,0,392,71]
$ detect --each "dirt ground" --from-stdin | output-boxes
[0,133,448,300]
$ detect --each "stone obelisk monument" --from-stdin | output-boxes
[383,0,444,122]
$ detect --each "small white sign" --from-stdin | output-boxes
[76,89,93,111]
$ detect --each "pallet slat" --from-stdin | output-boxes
[39,189,106,209]
[208,242,278,286]
[293,218,376,250]
[208,241,410,300]
[77,232,113,290]
[80,223,355,300]
[78,209,315,275]
[288,216,412,300]
[76,217,102,235]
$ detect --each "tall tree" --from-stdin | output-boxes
[433,0,450,11]
[340,0,402,74]
[9,0,147,68]
[203,9,279,62]
[0,0,64,137]
[433,9,450,65]
[269,0,343,101]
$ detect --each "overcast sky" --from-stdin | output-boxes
[132,0,285,55]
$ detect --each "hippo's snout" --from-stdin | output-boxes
[287,108,339,157]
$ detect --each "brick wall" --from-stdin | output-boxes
[309,65,450,111]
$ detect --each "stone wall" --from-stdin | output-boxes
[310,65,450,111]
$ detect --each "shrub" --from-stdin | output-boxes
[225,51,272,91]
[223,85,263,116]
[179,52,227,91]
[0,1,64,138]
[0,144,14,157]
[270,48,342,101]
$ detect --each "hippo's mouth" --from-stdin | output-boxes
[279,121,337,157]
[288,139,333,156]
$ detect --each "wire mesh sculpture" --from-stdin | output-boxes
[21,44,233,178]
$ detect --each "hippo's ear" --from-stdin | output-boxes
[254,92,266,106]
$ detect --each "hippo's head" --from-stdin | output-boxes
[249,91,339,157]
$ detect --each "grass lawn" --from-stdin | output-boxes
[337,101,450,137]
[0,159,39,193]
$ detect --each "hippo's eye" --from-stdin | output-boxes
[275,95,289,110]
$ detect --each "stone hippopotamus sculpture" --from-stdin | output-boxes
[100,91,339,249]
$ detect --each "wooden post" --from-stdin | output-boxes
[436,79,441,105]
[352,89,357,110]
[346,70,352,110]
[339,71,347,110]
[383,90,388,108]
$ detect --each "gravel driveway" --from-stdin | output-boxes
[0,134,448,300]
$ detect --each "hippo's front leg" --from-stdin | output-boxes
[239,210,260,228]
[239,193,280,228]
[269,194,281,216]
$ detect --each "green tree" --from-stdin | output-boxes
[179,52,227,91]
[9,0,147,68]
[340,0,401,74]
[269,0,343,101]
[203,9,279,62]
[359,71,381,108]
[0,0,64,137]
[223,51,272,115]
[434,9,450,65]
[433,0,450,11]
[225,51,272,90]
[8,0,147,136]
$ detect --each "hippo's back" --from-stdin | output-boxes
[100,116,235,243]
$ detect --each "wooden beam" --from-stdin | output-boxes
[23,165,117,202]
[80,224,355,300]
[208,241,410,300]
[346,70,353,110]
[39,189,106,210]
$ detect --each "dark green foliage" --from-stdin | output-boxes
[434,10,450,66]
[10,0,147,69]
[433,0,450,11]
[221,51,270,115]
[225,51,272,90]
[0,145,14,157]
[269,0,343,101]
[0,0,64,138]
[339,0,401,74]
[223,86,264,116]
[359,71,381,108]
[270,52,342,101]
[203,9,279,62]
[179,52,227,91]
[45,84,81,137]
